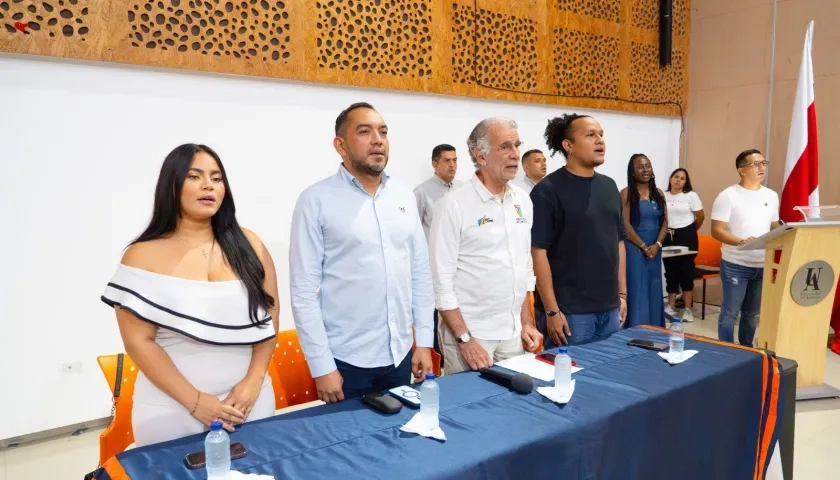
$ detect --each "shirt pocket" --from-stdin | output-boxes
[382,202,417,248]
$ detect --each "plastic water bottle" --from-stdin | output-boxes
[669,318,685,362]
[205,421,231,479]
[420,372,440,431]
[554,347,572,397]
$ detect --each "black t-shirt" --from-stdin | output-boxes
[530,167,627,314]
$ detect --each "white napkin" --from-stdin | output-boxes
[536,379,576,404]
[211,472,274,480]
[658,350,699,365]
[399,412,447,441]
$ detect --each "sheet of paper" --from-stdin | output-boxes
[496,353,582,382]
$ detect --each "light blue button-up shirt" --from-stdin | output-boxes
[289,165,435,378]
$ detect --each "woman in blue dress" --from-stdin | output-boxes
[620,154,669,328]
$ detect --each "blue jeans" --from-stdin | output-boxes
[536,308,621,349]
[719,259,764,346]
[335,353,412,399]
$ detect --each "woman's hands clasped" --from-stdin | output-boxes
[191,392,246,433]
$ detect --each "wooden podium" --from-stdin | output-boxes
[740,207,840,400]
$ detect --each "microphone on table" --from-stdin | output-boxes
[478,368,535,394]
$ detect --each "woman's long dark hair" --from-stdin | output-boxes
[626,154,665,229]
[667,167,694,193]
[132,144,274,325]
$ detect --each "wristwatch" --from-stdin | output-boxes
[457,331,472,343]
[546,311,559,317]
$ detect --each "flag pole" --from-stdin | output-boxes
[763,0,778,186]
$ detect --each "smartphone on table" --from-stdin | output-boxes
[627,339,669,352]
[184,442,247,469]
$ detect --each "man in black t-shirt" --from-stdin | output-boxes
[530,113,628,347]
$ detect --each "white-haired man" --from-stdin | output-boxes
[429,117,543,373]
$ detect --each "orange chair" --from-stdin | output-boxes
[96,342,296,464]
[694,233,722,319]
[412,326,442,377]
[96,354,140,466]
[529,292,544,352]
[431,350,441,376]
[270,330,319,406]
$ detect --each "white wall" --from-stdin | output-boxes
[0,54,681,440]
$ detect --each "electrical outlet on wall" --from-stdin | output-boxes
[59,361,83,375]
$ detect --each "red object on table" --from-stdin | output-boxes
[534,354,576,367]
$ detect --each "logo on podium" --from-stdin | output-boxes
[790,260,835,306]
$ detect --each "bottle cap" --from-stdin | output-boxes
[558,347,568,353]
[210,421,223,431]
[672,318,681,323]
[425,372,435,380]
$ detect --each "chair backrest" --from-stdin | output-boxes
[411,326,442,377]
[696,233,722,268]
[96,354,139,465]
[529,292,544,352]
[270,330,319,407]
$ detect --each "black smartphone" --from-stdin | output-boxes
[535,352,556,365]
[362,391,403,414]
[184,442,247,470]
[627,339,669,352]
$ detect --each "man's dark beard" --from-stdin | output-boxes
[350,153,388,176]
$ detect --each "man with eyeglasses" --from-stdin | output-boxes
[710,149,780,346]
[429,117,543,374]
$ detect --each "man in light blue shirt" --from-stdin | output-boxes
[414,144,462,241]
[289,102,435,403]
[413,143,461,365]
[512,149,547,194]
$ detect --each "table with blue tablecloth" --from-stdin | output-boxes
[99,326,783,480]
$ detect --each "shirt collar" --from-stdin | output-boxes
[432,174,454,188]
[338,163,389,193]
[470,174,514,203]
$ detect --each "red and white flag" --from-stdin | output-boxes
[780,21,819,223]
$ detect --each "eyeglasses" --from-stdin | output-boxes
[742,160,769,168]
[495,143,522,155]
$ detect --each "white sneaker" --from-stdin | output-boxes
[665,305,679,318]
[681,309,694,323]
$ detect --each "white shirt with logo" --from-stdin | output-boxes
[711,184,780,268]
[429,175,535,340]
[664,190,703,229]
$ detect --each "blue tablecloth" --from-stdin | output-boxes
[100,326,783,480]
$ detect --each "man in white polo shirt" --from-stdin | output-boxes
[711,149,780,346]
[429,117,543,373]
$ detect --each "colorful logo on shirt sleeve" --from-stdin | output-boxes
[477,216,494,226]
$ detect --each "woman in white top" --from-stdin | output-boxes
[101,144,278,446]
[662,168,705,321]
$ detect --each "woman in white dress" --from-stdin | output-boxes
[101,144,278,446]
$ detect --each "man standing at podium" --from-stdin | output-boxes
[710,149,780,346]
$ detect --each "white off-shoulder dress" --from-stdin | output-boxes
[101,264,277,447]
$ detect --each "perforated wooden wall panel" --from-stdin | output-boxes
[0,0,689,117]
